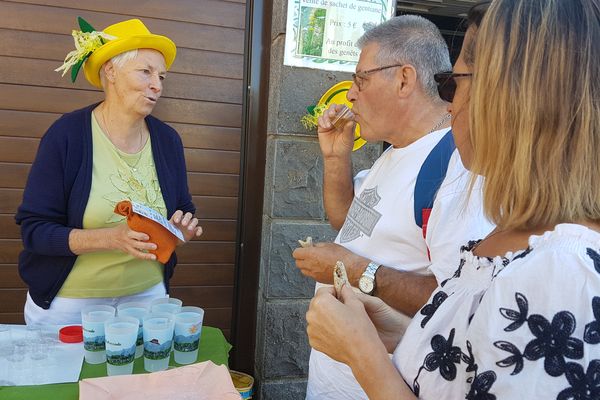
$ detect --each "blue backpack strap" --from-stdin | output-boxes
[414,130,456,229]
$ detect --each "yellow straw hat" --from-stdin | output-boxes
[55,17,176,88]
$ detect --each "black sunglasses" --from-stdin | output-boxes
[434,72,473,102]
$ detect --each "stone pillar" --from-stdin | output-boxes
[254,1,381,397]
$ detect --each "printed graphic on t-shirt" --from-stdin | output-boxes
[339,186,382,243]
[103,164,166,224]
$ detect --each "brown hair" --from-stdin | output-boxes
[470,0,600,229]
[463,2,490,65]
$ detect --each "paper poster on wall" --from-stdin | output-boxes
[284,0,396,72]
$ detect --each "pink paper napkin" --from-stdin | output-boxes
[79,361,242,400]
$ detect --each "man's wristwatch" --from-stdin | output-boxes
[358,261,382,295]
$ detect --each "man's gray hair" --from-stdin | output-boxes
[356,15,451,98]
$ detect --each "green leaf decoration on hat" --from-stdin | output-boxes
[78,16,95,33]
[55,16,115,83]
[70,17,95,83]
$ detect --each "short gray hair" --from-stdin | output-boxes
[356,15,451,98]
[99,49,138,88]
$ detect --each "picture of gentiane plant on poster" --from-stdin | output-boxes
[284,0,396,72]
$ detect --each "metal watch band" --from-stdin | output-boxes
[363,261,381,279]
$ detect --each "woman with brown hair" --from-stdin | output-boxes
[306,1,600,398]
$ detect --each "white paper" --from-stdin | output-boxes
[131,202,185,242]
[0,326,84,386]
[284,0,396,72]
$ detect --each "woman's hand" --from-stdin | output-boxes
[170,210,203,244]
[306,285,386,366]
[355,291,408,352]
[106,223,158,260]
[307,285,418,400]
[69,224,156,259]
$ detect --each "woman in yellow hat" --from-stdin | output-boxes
[15,18,202,325]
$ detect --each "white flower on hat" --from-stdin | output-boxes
[55,30,115,78]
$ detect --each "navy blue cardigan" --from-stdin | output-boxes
[15,104,195,309]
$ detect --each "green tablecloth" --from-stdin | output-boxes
[0,326,231,400]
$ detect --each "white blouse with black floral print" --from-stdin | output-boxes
[394,223,600,400]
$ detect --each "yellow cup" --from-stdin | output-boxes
[230,370,254,399]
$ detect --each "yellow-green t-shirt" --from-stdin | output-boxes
[58,112,166,298]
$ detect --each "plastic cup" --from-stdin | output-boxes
[29,339,48,361]
[25,325,41,341]
[149,298,181,354]
[150,297,182,315]
[25,325,47,360]
[39,330,59,356]
[104,316,138,376]
[11,328,28,347]
[142,313,174,372]
[117,302,149,358]
[173,306,204,365]
[331,104,355,129]
[8,341,26,363]
[0,325,12,358]
[59,325,83,344]
[81,305,116,364]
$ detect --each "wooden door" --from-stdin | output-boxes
[0,0,246,339]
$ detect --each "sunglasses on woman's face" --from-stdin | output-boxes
[434,72,473,102]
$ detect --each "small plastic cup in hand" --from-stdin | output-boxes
[81,305,116,364]
[117,302,149,358]
[173,306,204,365]
[331,104,355,130]
[150,297,183,314]
[104,316,139,376]
[143,313,174,372]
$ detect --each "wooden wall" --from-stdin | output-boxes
[0,0,246,338]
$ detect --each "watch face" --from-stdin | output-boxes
[359,276,374,294]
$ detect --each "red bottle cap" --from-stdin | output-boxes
[59,325,83,343]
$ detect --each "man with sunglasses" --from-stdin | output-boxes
[293,15,493,400]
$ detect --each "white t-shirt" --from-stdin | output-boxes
[395,224,600,399]
[306,128,494,400]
